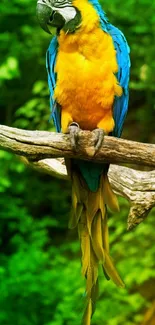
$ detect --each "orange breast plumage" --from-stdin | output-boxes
[54,0,122,133]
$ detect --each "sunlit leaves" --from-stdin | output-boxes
[0,0,155,324]
[0,57,20,82]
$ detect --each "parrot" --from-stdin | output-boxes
[36,0,130,324]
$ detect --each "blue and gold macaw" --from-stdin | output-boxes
[36,0,130,323]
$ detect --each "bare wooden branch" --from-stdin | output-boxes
[108,165,155,229]
[22,157,155,230]
[0,124,155,229]
[0,124,155,167]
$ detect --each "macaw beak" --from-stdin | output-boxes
[36,0,66,34]
[36,1,53,34]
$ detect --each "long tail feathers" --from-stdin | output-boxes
[69,172,124,325]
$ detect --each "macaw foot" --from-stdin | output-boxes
[68,122,81,151]
[92,128,104,152]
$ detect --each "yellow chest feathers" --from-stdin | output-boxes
[54,0,122,132]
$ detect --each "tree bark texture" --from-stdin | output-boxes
[0,124,155,229]
[0,124,155,167]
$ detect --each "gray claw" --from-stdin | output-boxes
[68,122,80,150]
[92,128,104,152]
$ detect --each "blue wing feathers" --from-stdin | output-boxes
[46,36,57,104]
[89,1,131,138]
[108,24,130,137]
[46,11,130,138]
[88,0,109,32]
[46,3,130,191]
[46,36,61,132]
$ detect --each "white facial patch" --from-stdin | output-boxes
[53,6,77,22]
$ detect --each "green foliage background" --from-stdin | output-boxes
[0,0,155,324]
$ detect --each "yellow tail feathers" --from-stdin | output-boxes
[82,299,92,325]
[69,171,124,325]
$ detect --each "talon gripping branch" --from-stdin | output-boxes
[36,0,130,323]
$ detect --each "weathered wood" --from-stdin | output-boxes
[0,124,155,228]
[23,157,155,230]
[0,124,155,167]
[108,165,155,229]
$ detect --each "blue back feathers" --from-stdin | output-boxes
[46,36,61,132]
[109,25,130,137]
[46,0,130,191]
[88,0,109,31]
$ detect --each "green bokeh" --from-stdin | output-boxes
[0,0,155,324]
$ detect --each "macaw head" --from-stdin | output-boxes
[36,0,81,34]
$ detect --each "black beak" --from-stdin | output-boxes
[36,0,66,34]
[36,1,53,34]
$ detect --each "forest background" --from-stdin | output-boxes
[0,0,155,324]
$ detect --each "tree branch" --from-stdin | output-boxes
[22,157,155,230]
[0,124,155,229]
[0,124,155,167]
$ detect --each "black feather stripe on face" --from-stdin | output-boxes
[37,0,81,34]
[41,0,73,9]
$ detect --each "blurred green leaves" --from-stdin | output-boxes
[1,0,155,139]
[0,57,20,82]
[0,0,155,324]
[0,148,155,324]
